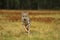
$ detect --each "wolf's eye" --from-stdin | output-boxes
[23,16,24,17]
[23,16,27,17]
[25,16,27,17]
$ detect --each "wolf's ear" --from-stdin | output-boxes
[21,12,25,16]
[26,12,28,15]
[25,12,29,15]
[21,12,29,16]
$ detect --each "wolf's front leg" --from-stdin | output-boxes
[26,24,30,34]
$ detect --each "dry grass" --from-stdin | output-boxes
[0,20,60,40]
[0,10,60,40]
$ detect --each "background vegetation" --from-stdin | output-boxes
[0,0,60,10]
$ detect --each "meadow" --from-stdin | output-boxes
[0,10,60,40]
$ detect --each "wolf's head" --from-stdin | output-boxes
[22,12,29,18]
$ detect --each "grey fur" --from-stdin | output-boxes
[21,12,30,33]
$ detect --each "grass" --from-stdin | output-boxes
[0,12,60,40]
[0,20,60,40]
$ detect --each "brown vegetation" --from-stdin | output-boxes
[0,10,60,22]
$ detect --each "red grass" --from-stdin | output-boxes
[0,10,58,22]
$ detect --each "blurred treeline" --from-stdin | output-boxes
[0,0,60,10]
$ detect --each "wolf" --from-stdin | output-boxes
[21,12,30,33]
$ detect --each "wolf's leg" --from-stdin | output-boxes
[22,24,28,32]
[24,25,28,32]
[26,24,30,33]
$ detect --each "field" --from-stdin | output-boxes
[0,10,60,40]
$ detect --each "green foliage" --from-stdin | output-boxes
[0,0,60,10]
